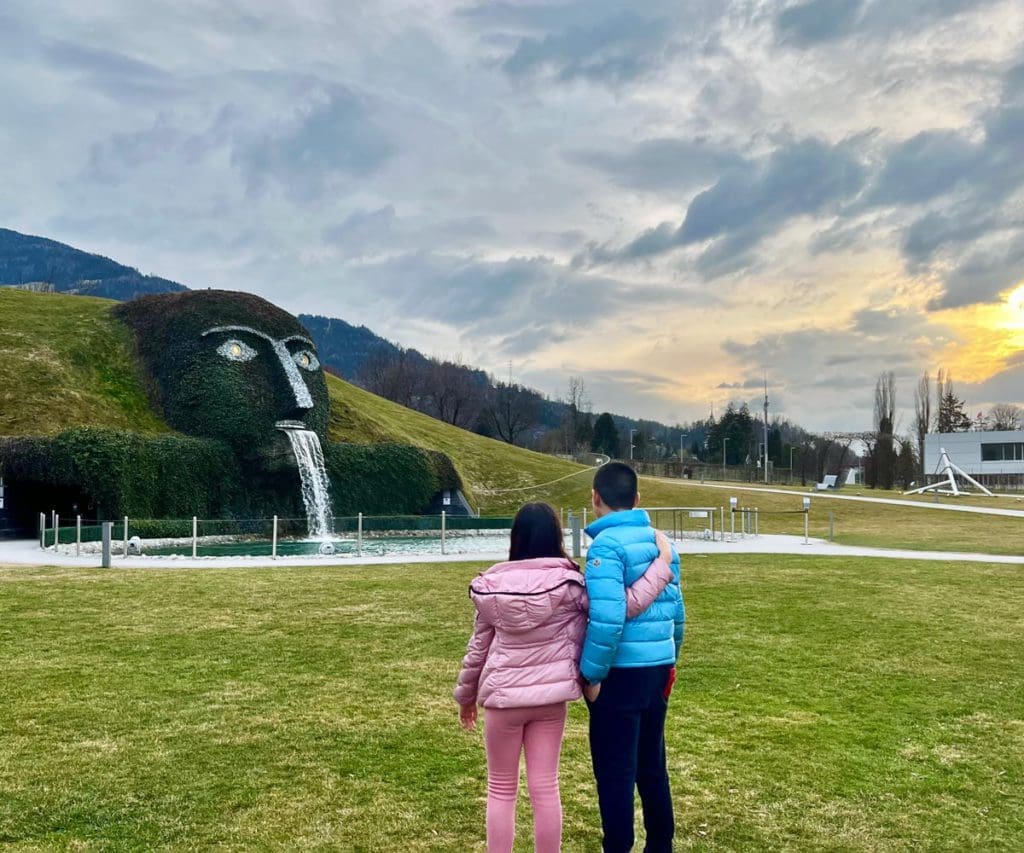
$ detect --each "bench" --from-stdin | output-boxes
[816,474,838,491]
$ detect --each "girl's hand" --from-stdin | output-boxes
[655,529,673,564]
[583,682,601,703]
[459,704,478,730]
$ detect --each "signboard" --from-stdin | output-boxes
[688,511,708,518]
[442,490,451,506]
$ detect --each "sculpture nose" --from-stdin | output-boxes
[272,341,314,410]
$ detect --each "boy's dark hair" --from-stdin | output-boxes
[593,461,638,510]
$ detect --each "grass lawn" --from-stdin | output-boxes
[1,556,1021,850]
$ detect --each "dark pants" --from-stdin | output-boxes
[587,665,674,853]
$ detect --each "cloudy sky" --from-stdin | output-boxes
[3,0,1024,432]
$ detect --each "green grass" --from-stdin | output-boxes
[1,557,1021,850]
[0,289,167,435]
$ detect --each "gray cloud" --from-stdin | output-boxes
[566,137,745,193]
[775,0,864,47]
[929,233,1024,311]
[233,86,394,200]
[584,136,867,277]
[776,0,1001,48]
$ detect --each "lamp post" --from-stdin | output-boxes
[629,428,638,461]
[722,436,729,480]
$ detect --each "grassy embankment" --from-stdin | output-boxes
[0,557,1021,850]
[0,289,167,435]
[2,290,1020,555]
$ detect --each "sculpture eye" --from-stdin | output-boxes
[292,349,320,372]
[217,339,257,362]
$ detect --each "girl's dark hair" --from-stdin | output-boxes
[509,502,571,562]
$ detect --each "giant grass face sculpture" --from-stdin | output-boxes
[115,291,330,464]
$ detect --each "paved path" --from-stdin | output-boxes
[648,478,1024,518]
[2,534,1021,569]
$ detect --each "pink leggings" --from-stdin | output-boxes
[484,702,567,853]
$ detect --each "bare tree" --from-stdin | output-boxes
[356,347,421,408]
[913,371,931,478]
[988,403,1023,431]
[483,381,538,445]
[560,377,593,454]
[425,357,483,429]
[869,371,897,489]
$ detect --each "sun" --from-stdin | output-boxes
[1008,283,1024,321]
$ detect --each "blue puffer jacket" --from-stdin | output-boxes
[579,509,685,684]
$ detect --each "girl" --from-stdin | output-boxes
[454,502,674,852]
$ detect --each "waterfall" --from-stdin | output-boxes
[280,427,334,539]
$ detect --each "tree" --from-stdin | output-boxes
[935,369,971,433]
[913,371,931,478]
[869,371,897,489]
[425,357,483,429]
[988,403,1022,431]
[560,377,593,454]
[482,381,538,446]
[896,437,917,490]
[591,412,621,457]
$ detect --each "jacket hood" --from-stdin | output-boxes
[585,508,650,539]
[470,557,584,634]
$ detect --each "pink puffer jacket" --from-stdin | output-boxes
[454,556,672,709]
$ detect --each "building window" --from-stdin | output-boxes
[981,442,1024,461]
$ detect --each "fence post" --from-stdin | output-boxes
[755,508,759,537]
[828,510,834,542]
[51,510,56,548]
[272,515,278,560]
[192,516,198,558]
[441,510,447,555]
[357,512,363,557]
[719,506,724,541]
[122,516,128,558]
[803,497,811,544]
[729,497,737,539]
[76,515,81,557]
[569,512,582,559]
[39,512,46,550]
[54,514,60,549]
[101,522,112,568]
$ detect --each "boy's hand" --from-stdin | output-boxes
[583,682,601,702]
[655,529,673,564]
[459,704,477,730]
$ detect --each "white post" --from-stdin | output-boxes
[39,512,46,550]
[76,515,81,557]
[272,515,278,560]
[755,508,759,537]
[123,516,129,558]
[55,514,60,549]
[51,510,56,548]
[729,497,737,539]
[719,506,724,542]
[803,497,811,544]
[441,510,447,555]
[357,512,363,557]
[582,507,588,545]
[192,516,198,559]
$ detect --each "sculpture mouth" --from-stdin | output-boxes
[275,419,307,431]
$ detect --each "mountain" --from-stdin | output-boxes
[298,314,429,379]
[0,228,687,451]
[0,228,188,301]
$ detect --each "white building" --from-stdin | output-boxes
[925,430,1024,488]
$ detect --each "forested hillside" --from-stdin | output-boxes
[0,228,187,300]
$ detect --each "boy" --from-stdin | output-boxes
[580,462,685,852]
